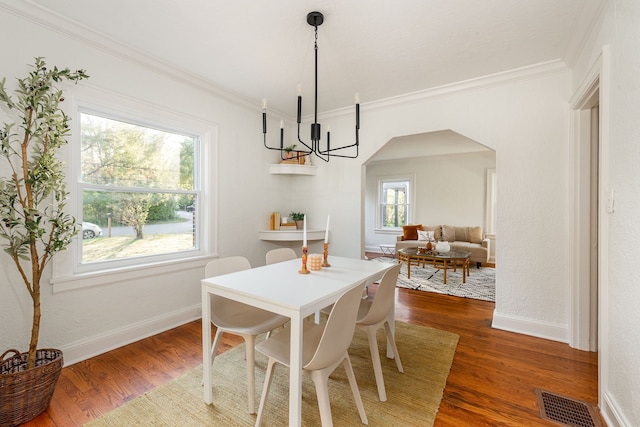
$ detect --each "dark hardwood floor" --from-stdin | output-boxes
[23,256,598,426]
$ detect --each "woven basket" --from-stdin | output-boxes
[0,348,63,427]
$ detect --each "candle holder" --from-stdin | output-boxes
[322,243,331,267]
[299,246,310,274]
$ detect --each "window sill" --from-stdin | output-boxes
[374,228,402,235]
[50,255,211,293]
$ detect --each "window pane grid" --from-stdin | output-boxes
[79,111,199,265]
[378,179,411,228]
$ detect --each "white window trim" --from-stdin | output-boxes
[51,85,218,293]
[375,174,415,232]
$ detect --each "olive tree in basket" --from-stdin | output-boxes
[0,58,88,370]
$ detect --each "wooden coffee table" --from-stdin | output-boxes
[397,247,471,284]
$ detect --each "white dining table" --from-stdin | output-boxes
[201,255,395,426]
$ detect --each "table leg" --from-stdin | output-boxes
[289,313,304,426]
[462,260,467,283]
[407,257,412,279]
[202,287,213,404]
[443,260,447,284]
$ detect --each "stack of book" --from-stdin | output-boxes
[269,212,281,230]
[279,158,300,164]
[269,212,300,230]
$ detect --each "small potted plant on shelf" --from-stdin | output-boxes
[0,57,88,426]
[290,211,305,229]
[281,144,306,165]
[283,144,297,159]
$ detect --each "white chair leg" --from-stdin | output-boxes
[210,328,224,361]
[384,321,404,373]
[365,327,387,401]
[310,369,334,427]
[255,358,277,427]
[342,355,368,425]
[202,328,225,386]
[245,335,256,414]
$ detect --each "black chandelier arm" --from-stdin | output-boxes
[317,149,359,159]
[296,123,314,152]
[261,11,361,162]
[318,143,359,158]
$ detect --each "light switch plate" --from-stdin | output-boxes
[606,189,615,213]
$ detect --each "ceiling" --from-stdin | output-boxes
[19,0,604,119]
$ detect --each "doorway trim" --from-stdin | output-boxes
[569,47,609,351]
[569,44,610,404]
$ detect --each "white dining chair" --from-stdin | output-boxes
[205,256,289,414]
[356,263,404,401]
[254,282,369,427]
[265,247,297,264]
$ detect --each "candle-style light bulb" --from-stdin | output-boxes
[354,93,360,104]
[262,98,267,111]
[297,84,302,96]
[280,120,284,129]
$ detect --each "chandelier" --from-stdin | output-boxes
[262,11,360,162]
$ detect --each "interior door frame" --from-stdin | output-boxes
[569,46,609,355]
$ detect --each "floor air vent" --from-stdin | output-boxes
[535,388,602,427]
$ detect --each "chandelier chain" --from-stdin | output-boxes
[262,11,360,162]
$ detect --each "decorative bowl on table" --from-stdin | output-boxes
[435,241,450,254]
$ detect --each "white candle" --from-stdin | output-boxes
[280,119,284,129]
[303,215,307,247]
[262,98,267,110]
[324,214,330,243]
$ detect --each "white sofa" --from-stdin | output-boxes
[395,224,490,267]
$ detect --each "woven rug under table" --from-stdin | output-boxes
[374,257,495,302]
[85,321,459,427]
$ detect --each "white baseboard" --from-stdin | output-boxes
[491,310,568,343]
[60,304,201,366]
[601,390,631,427]
[365,245,384,253]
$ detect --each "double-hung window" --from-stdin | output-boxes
[78,111,200,268]
[378,178,411,229]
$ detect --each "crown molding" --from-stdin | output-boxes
[0,0,259,112]
[2,0,571,123]
[322,59,570,120]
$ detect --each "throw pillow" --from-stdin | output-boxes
[402,224,422,240]
[468,226,483,243]
[421,225,442,240]
[454,227,469,242]
[442,225,456,242]
[417,230,433,241]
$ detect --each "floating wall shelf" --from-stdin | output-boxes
[269,164,317,175]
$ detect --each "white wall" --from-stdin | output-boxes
[0,7,296,363]
[311,66,573,338]
[570,1,640,426]
[364,150,496,252]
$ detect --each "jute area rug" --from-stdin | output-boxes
[374,257,496,302]
[85,321,458,427]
